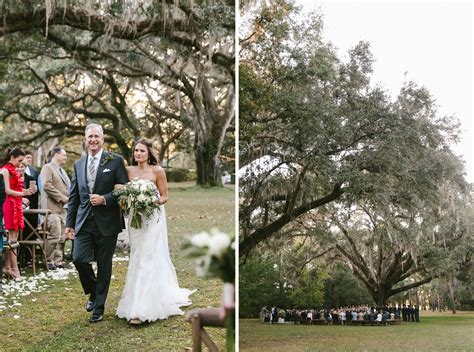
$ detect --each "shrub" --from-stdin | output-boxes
[166,168,195,182]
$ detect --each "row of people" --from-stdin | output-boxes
[1,146,70,279]
[261,304,420,324]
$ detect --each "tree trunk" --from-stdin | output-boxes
[447,276,457,314]
[370,286,390,307]
[195,141,222,187]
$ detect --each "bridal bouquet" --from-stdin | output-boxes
[184,229,235,351]
[184,228,235,283]
[113,179,160,229]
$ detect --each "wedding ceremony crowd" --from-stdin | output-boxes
[1,146,70,281]
[260,304,421,325]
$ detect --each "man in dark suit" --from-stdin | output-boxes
[402,304,407,321]
[65,123,128,323]
[21,150,40,267]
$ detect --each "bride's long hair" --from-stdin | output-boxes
[131,138,159,166]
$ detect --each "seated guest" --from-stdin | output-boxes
[368,310,375,321]
[331,310,339,324]
[376,311,383,322]
[395,307,401,319]
[357,310,364,321]
[324,310,332,323]
[339,310,346,324]
[382,310,389,322]
[351,310,358,321]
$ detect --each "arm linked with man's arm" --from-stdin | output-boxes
[103,155,128,207]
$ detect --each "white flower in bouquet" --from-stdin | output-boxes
[184,228,235,283]
[139,182,150,192]
[208,230,232,259]
[190,231,212,248]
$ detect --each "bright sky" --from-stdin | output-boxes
[295,0,473,181]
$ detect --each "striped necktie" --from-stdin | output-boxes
[87,156,97,192]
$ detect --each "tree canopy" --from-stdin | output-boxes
[239,1,472,310]
[0,1,235,185]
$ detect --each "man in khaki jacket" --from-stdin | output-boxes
[40,147,70,270]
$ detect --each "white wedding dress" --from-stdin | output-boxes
[116,200,195,322]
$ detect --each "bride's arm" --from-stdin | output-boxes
[154,166,168,205]
[113,166,132,189]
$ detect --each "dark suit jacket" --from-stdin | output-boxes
[66,151,128,237]
[24,166,40,209]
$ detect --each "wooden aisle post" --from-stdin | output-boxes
[187,307,225,352]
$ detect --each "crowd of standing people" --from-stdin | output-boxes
[1,146,71,280]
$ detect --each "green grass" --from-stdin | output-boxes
[239,311,474,351]
[1,185,234,351]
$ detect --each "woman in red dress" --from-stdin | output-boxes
[1,147,33,279]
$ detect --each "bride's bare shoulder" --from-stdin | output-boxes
[152,165,165,174]
[126,165,137,178]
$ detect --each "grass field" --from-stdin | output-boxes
[239,311,474,351]
[1,185,234,351]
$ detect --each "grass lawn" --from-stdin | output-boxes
[239,311,474,351]
[1,185,234,351]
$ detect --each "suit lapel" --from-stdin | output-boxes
[59,168,70,187]
[78,156,88,191]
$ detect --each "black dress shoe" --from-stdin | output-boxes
[47,263,57,271]
[86,300,95,312]
[89,313,103,323]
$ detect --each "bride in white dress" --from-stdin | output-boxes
[116,139,195,325]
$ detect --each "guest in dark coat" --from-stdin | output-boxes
[414,305,420,322]
[406,305,412,322]
[20,150,40,267]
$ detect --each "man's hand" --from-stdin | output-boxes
[65,227,74,240]
[89,194,106,206]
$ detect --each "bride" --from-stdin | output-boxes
[116,138,195,325]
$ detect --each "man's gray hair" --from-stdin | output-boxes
[85,123,104,136]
